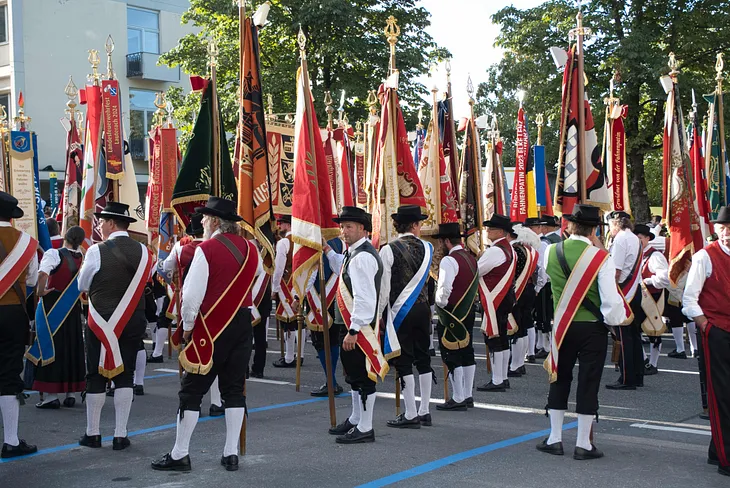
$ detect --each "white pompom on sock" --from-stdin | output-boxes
[576,414,594,450]
[452,367,465,403]
[210,376,222,407]
[134,350,146,386]
[417,372,432,416]
[223,407,245,457]
[547,409,565,445]
[85,392,106,436]
[113,388,134,438]
[463,364,476,399]
[171,410,199,460]
[0,395,20,445]
[671,327,685,353]
[402,374,418,420]
[348,390,361,425]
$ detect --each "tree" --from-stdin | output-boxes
[476,0,730,221]
[161,0,449,150]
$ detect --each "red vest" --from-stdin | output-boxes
[448,249,477,308]
[51,236,63,249]
[199,234,255,311]
[698,242,730,333]
[48,250,82,291]
[482,238,514,292]
[641,247,661,296]
[179,239,202,282]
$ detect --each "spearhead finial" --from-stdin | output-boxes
[207,38,219,70]
[65,76,79,121]
[88,49,101,86]
[297,26,307,59]
[466,74,475,105]
[716,53,725,83]
[417,106,424,129]
[105,35,116,80]
[668,52,680,82]
[324,91,334,129]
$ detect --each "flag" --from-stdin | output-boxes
[354,133,369,208]
[534,128,553,217]
[438,96,461,213]
[689,109,711,242]
[236,16,275,270]
[412,124,425,168]
[370,78,427,247]
[704,92,728,220]
[322,127,355,213]
[552,45,610,215]
[267,120,295,216]
[290,62,339,302]
[31,133,51,250]
[509,108,537,222]
[364,104,380,212]
[79,84,101,241]
[61,118,83,234]
[483,125,509,220]
[661,73,701,285]
[459,117,484,254]
[147,127,163,244]
[171,77,237,225]
[604,103,631,213]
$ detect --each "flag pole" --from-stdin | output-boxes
[103,37,120,204]
[298,27,337,427]
[209,39,221,198]
[467,76,485,253]
[716,54,726,205]
[535,114,544,218]
[572,12,589,204]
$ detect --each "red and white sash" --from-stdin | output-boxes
[639,249,666,336]
[0,232,37,299]
[507,244,539,335]
[305,272,338,331]
[251,272,271,326]
[276,277,296,322]
[620,249,642,302]
[479,246,517,338]
[87,247,152,378]
[336,278,389,382]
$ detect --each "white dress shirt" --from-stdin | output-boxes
[335,236,378,332]
[272,231,291,297]
[159,238,204,277]
[610,229,641,297]
[181,230,263,331]
[378,232,423,317]
[682,243,730,319]
[477,237,508,277]
[642,247,670,289]
[535,232,559,293]
[545,235,629,326]
[435,245,463,308]
[650,235,666,253]
[77,231,151,293]
[0,221,38,286]
[39,247,82,275]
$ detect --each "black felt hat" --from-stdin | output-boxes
[483,214,513,232]
[564,204,602,226]
[185,213,204,236]
[433,222,463,239]
[94,201,137,223]
[333,206,372,228]
[633,224,654,240]
[194,196,243,222]
[711,206,730,224]
[524,217,542,228]
[608,210,632,221]
[391,205,428,223]
[276,214,292,224]
[0,191,24,219]
[541,215,560,227]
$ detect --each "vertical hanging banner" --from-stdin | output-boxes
[146,127,163,242]
[31,133,51,250]
[354,138,368,207]
[510,107,529,222]
[266,120,295,216]
[606,104,630,212]
[8,131,37,238]
[160,128,178,212]
[101,79,124,179]
[49,172,59,211]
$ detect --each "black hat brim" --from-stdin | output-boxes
[333,216,369,227]
[710,218,730,224]
[564,214,601,227]
[93,211,137,223]
[195,206,243,222]
[10,207,23,219]
[391,213,428,223]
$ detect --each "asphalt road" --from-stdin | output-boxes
[1,324,725,487]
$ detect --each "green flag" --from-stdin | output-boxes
[704,93,727,220]
[172,77,237,225]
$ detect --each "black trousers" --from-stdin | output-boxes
[338,323,376,397]
[250,316,268,375]
[516,283,536,338]
[311,320,339,352]
[535,284,553,333]
[0,304,29,396]
[389,301,432,377]
[485,314,511,352]
[617,294,644,386]
[703,325,730,469]
[85,309,147,393]
[179,308,252,412]
[279,318,298,333]
[437,310,476,373]
[547,321,608,415]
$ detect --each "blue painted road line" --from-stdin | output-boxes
[0,393,348,464]
[356,421,579,488]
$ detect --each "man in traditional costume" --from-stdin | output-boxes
[433,223,478,411]
[537,204,632,460]
[534,216,562,361]
[325,206,386,444]
[77,202,153,451]
[249,238,272,379]
[0,192,38,458]
[28,226,86,409]
[476,214,516,393]
[606,210,643,390]
[152,197,261,472]
[378,205,434,428]
[632,224,669,375]
[683,206,730,477]
[272,214,303,368]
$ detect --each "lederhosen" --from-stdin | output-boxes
[535,232,561,333]
[251,273,272,376]
[512,243,535,340]
[482,239,516,353]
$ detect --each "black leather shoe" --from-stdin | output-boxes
[465,397,475,408]
[477,381,506,392]
[526,355,536,363]
[1,440,38,458]
[536,438,564,456]
[209,404,225,417]
[605,381,636,390]
[250,371,264,379]
[36,399,61,409]
[328,418,356,435]
[147,354,164,363]
[151,453,192,472]
[507,369,523,377]
[134,385,145,396]
[667,350,687,359]
[310,384,344,397]
[574,445,604,460]
[63,397,76,408]
[504,380,511,389]
[336,427,375,444]
[644,365,658,375]
[419,414,432,426]
[386,413,421,429]
[700,410,711,420]
[518,366,527,375]
[112,436,131,451]
[535,349,549,359]
[79,434,102,448]
[719,465,730,476]
[221,454,239,471]
[436,399,467,411]
[272,357,297,368]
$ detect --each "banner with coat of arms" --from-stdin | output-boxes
[267,120,295,216]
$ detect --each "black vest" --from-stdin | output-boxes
[335,240,383,326]
[541,232,562,245]
[388,235,428,306]
[89,236,145,319]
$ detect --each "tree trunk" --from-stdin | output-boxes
[628,149,650,222]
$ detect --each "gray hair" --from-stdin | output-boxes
[610,216,633,232]
[216,217,241,235]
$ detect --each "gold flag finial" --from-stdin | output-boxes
[88,49,101,86]
[716,53,725,83]
[266,93,276,121]
[208,38,219,70]
[324,91,334,130]
[65,76,80,121]
[355,120,363,143]
[466,74,475,106]
[535,113,544,146]
[297,26,307,58]
[384,16,400,73]
[416,106,424,129]
[105,35,116,80]
[153,92,167,128]
[367,89,378,115]
[668,52,679,82]
[0,106,7,134]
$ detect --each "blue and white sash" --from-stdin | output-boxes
[26,275,81,366]
[383,239,433,359]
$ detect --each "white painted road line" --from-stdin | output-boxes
[248,378,292,386]
[153,368,180,373]
[630,423,711,436]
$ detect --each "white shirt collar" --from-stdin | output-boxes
[350,236,368,251]
[108,231,129,239]
[568,234,592,245]
[285,230,292,237]
[210,229,222,239]
[0,221,12,228]
[449,244,464,255]
[398,232,415,238]
[492,237,506,246]
[719,242,730,256]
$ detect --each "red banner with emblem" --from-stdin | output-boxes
[101,80,124,180]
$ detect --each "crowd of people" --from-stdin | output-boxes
[0,190,728,479]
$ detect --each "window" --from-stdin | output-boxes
[129,89,157,161]
[0,5,7,44]
[0,93,9,117]
[127,6,159,54]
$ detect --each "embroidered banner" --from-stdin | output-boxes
[9,131,37,238]
[101,80,124,180]
[267,120,295,216]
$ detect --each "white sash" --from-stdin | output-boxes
[479,245,517,337]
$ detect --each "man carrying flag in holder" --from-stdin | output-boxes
[537,204,632,460]
[272,214,302,368]
[77,202,153,451]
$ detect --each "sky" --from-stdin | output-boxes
[416,0,546,120]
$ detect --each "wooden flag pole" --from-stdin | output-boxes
[395,372,401,416]
[318,254,337,427]
[237,0,246,456]
[295,313,303,392]
[443,362,449,400]
[573,12,589,204]
[716,54,726,203]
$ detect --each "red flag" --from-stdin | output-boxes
[510,107,530,222]
[606,104,630,212]
[61,119,83,234]
[690,111,711,244]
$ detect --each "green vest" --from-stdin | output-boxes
[546,239,601,322]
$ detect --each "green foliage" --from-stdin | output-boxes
[476,0,730,220]
[161,0,449,151]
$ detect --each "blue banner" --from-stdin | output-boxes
[31,133,51,250]
[534,145,547,206]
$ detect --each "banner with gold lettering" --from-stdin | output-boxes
[101,80,124,180]
[267,120,295,216]
[8,131,37,238]
[160,128,178,212]
[605,103,630,213]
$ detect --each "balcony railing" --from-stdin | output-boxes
[126,52,180,83]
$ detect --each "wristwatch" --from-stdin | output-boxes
[348,328,359,336]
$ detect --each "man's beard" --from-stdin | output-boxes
[203,222,215,240]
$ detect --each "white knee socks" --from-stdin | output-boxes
[171,410,199,460]
[536,332,544,351]
[452,367,465,403]
[576,414,594,450]
[687,322,698,354]
[463,364,476,399]
[284,332,295,363]
[357,394,376,433]
[527,328,536,356]
[650,343,661,367]
[223,407,245,456]
[134,350,146,386]
[0,395,20,445]
[348,390,361,424]
[210,376,222,407]
[152,327,167,357]
[85,392,106,436]
[547,409,565,445]
[114,388,134,438]
[501,350,510,379]
[672,327,685,353]
[492,351,504,385]
[402,374,417,420]
[418,372,432,416]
